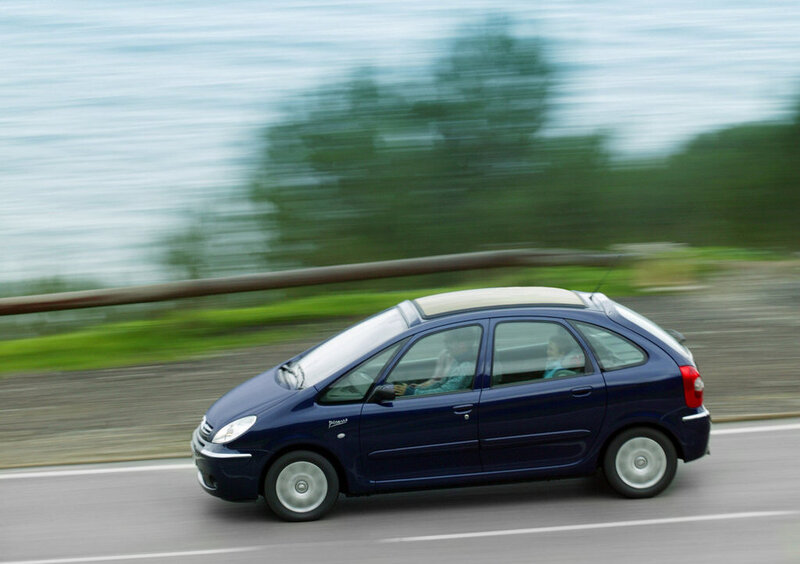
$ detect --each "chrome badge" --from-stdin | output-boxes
[328,418,348,429]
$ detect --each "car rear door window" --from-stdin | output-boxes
[492,322,587,387]
[572,321,646,370]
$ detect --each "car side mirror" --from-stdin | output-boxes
[369,384,396,404]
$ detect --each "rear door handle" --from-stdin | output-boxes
[571,386,593,398]
[452,404,473,415]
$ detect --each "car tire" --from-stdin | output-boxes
[603,427,677,498]
[264,450,339,521]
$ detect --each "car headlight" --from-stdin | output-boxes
[212,415,257,444]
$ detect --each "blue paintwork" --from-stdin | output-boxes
[192,294,711,502]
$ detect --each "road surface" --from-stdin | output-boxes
[2,419,799,564]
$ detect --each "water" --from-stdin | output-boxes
[2,0,800,286]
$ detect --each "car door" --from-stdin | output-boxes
[359,323,486,487]
[478,318,607,472]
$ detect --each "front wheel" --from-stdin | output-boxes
[264,450,339,521]
[603,428,677,498]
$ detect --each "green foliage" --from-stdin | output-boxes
[245,19,609,270]
[661,123,800,246]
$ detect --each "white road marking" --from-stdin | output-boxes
[382,510,799,543]
[711,423,800,436]
[0,546,265,564]
[0,463,194,480]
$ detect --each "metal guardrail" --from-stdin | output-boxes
[0,249,627,316]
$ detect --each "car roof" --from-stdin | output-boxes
[412,287,587,319]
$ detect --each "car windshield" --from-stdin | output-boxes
[284,307,408,389]
[614,303,691,360]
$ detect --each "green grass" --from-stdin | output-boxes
[0,321,308,373]
[0,249,788,375]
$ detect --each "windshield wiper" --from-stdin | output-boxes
[279,362,306,389]
[295,364,305,388]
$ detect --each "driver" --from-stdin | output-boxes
[394,332,474,396]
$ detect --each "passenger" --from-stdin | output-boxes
[394,332,474,396]
[542,334,573,379]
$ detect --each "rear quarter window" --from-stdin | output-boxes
[572,321,647,371]
[613,303,690,359]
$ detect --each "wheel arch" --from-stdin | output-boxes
[597,421,684,471]
[259,443,351,496]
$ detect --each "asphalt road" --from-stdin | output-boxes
[2,419,800,564]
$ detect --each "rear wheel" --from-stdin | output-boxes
[603,427,677,498]
[264,450,339,521]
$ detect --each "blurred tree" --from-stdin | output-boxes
[246,20,610,268]
[249,69,423,266]
[422,19,550,170]
[646,122,800,246]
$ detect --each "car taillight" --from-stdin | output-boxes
[680,365,704,408]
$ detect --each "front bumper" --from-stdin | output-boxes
[191,426,263,501]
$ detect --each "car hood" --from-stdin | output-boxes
[205,366,295,427]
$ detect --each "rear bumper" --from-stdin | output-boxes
[676,406,711,461]
[191,426,264,501]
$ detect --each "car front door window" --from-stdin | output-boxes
[386,325,482,398]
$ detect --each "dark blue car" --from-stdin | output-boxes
[192,287,710,521]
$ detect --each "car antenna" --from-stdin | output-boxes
[590,254,623,299]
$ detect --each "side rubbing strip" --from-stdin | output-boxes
[682,407,710,422]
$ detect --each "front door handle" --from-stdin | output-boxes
[571,386,593,398]
[452,404,473,415]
